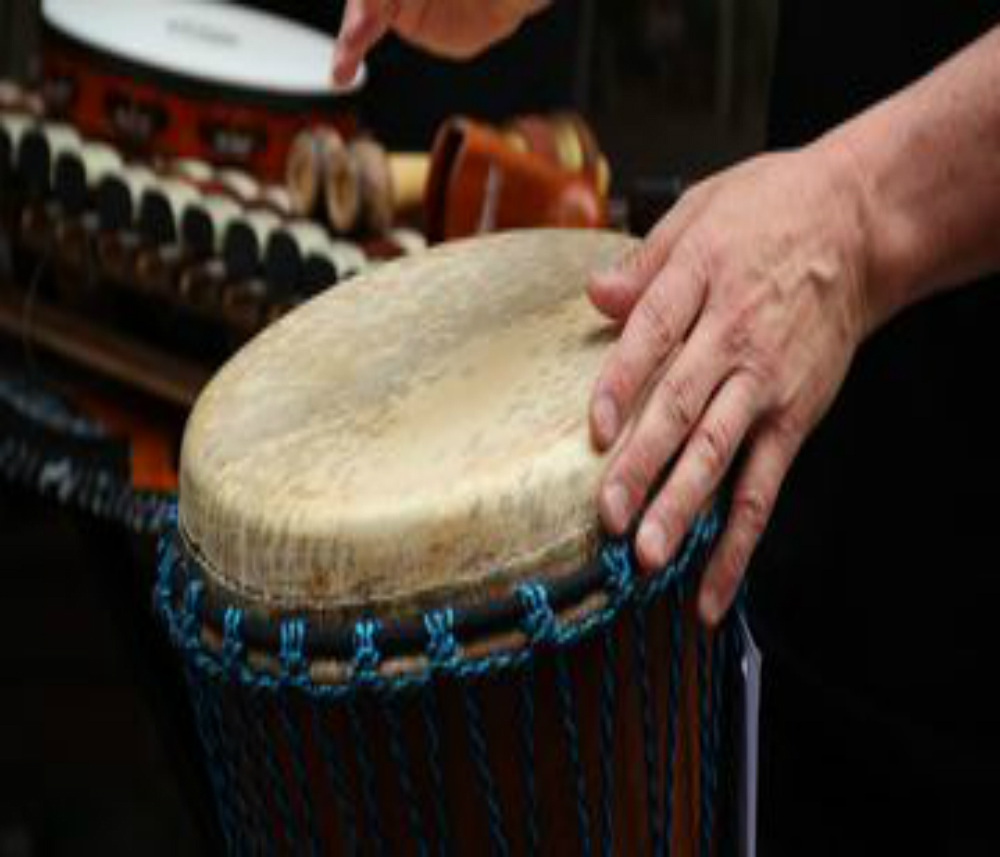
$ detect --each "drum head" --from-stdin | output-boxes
[180,229,635,620]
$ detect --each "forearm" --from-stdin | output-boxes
[818,26,1000,332]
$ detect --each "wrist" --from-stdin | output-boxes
[806,131,884,342]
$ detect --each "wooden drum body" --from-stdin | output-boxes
[156,230,743,855]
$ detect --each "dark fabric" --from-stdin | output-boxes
[756,2,1000,852]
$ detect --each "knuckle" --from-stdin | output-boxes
[692,422,732,476]
[650,493,686,542]
[617,438,662,496]
[732,487,771,537]
[598,358,632,406]
[715,544,749,594]
[635,292,679,350]
[770,412,805,449]
[656,373,700,432]
[677,232,718,285]
[719,311,753,360]
[620,241,653,277]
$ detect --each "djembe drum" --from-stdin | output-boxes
[156,229,743,855]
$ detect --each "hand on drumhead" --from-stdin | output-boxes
[588,141,875,626]
[332,0,552,87]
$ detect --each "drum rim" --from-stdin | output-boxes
[154,506,722,691]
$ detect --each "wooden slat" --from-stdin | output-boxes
[0,288,210,408]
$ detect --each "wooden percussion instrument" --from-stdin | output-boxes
[425,119,607,242]
[156,229,743,855]
[286,128,429,236]
[40,0,363,180]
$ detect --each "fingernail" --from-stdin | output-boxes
[637,520,668,571]
[699,586,721,626]
[601,482,631,534]
[592,395,620,446]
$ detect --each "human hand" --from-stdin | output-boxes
[589,141,875,625]
[332,0,551,87]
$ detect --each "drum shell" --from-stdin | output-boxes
[162,535,737,856]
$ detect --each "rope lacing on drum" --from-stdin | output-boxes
[352,619,381,679]
[516,583,558,645]
[424,608,459,665]
[182,579,206,644]
[153,508,742,855]
[279,619,308,682]
[221,607,244,669]
[602,541,636,606]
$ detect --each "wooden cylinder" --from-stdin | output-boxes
[350,138,429,235]
[287,127,361,236]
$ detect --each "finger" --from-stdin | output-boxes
[631,373,759,569]
[588,188,709,321]
[698,424,799,626]
[333,0,398,86]
[598,315,733,535]
[590,247,709,450]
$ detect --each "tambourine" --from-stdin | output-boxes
[40,0,364,181]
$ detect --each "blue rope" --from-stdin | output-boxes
[218,608,273,855]
[597,625,617,857]
[516,663,540,855]
[423,610,458,856]
[180,581,235,852]
[631,602,663,857]
[183,662,235,853]
[697,625,712,857]
[278,620,320,855]
[154,512,721,701]
[662,587,684,852]
[555,649,593,856]
[346,698,386,857]
[352,618,381,680]
[462,684,509,857]
[419,684,452,857]
[0,425,174,535]
[311,704,359,856]
[518,582,592,855]
[385,698,429,857]
[251,690,295,853]
[224,685,276,855]
[596,545,633,857]
[425,609,459,665]
[210,685,253,856]
[152,510,731,856]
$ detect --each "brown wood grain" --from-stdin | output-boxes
[0,287,210,407]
